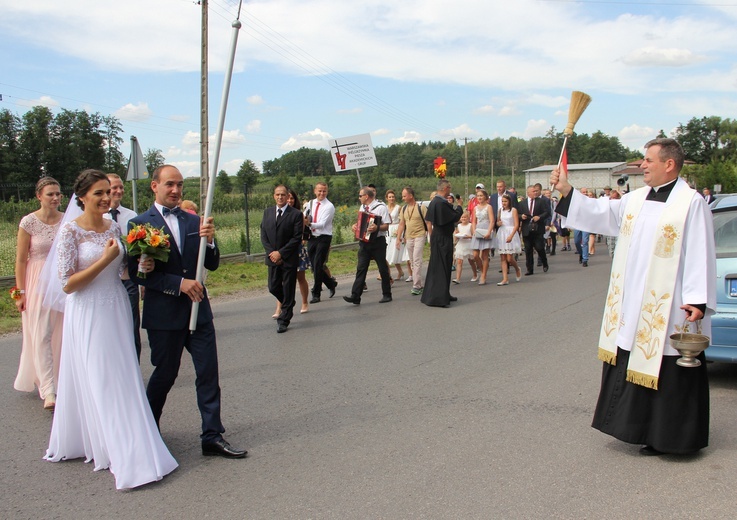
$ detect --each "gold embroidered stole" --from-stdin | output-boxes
[597,182,695,389]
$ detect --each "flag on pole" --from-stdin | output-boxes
[125,136,149,181]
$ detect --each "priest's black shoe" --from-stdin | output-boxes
[202,439,247,458]
[639,445,664,456]
[449,296,458,302]
[379,295,392,303]
[277,323,288,333]
[343,296,361,305]
[309,296,320,304]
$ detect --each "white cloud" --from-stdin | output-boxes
[473,105,495,115]
[438,124,479,140]
[247,95,265,105]
[520,119,549,139]
[389,131,423,144]
[114,102,153,122]
[281,128,333,151]
[246,120,262,133]
[618,124,657,150]
[16,95,59,109]
[372,128,391,136]
[621,47,704,67]
[498,106,520,117]
[219,129,247,149]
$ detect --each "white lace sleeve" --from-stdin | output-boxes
[57,222,78,290]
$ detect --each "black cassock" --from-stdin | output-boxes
[421,196,463,307]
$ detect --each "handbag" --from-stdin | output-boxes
[474,228,490,239]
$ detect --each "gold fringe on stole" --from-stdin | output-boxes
[626,369,659,390]
[598,347,617,365]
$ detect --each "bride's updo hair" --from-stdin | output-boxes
[74,169,109,208]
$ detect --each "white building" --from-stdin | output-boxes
[523,161,644,196]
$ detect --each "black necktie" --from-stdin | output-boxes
[109,208,119,222]
[162,206,181,217]
[277,208,283,221]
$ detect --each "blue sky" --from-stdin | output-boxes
[1,0,736,177]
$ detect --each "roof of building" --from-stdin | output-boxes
[524,162,626,173]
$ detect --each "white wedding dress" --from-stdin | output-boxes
[44,220,178,490]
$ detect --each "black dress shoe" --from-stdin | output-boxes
[379,296,392,303]
[449,296,458,302]
[202,439,247,458]
[277,323,288,333]
[310,296,321,304]
[525,271,533,276]
[582,261,588,267]
[639,445,664,456]
[329,280,337,298]
[543,266,549,272]
[343,296,361,305]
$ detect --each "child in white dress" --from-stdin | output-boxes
[453,212,477,283]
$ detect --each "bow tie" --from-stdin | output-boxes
[162,206,182,217]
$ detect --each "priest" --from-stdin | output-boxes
[421,179,463,307]
[551,138,715,456]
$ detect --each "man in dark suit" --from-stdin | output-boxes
[489,179,517,217]
[128,164,246,459]
[261,185,303,333]
[519,184,550,275]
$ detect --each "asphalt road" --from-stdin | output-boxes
[2,248,737,519]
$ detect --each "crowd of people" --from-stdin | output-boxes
[8,138,719,491]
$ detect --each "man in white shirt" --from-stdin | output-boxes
[343,187,393,305]
[306,182,338,303]
[104,173,142,360]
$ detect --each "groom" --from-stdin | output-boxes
[128,164,246,459]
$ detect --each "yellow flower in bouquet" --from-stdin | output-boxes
[124,223,171,278]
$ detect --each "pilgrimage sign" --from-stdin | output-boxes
[329,133,378,172]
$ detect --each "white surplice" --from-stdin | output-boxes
[562,178,716,356]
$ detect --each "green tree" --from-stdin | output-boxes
[144,148,166,174]
[0,109,21,187]
[102,115,125,174]
[236,159,261,190]
[216,169,233,193]
[674,116,733,164]
[18,106,54,189]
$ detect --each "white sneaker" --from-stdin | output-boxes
[405,276,413,282]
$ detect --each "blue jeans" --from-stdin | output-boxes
[574,230,590,262]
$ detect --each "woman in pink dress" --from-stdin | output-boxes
[13,177,65,410]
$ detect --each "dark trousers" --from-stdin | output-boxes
[268,263,297,327]
[122,278,141,361]
[523,232,547,273]
[146,323,225,443]
[350,239,392,300]
[308,234,335,297]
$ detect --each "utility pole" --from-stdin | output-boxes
[200,0,209,210]
[463,137,471,201]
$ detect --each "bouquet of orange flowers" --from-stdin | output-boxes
[125,223,171,278]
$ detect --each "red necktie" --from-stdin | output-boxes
[364,205,369,213]
[529,199,535,216]
[313,201,320,223]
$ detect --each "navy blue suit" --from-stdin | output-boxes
[128,205,224,443]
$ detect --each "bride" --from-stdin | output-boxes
[44,169,177,490]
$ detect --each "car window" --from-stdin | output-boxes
[713,211,737,258]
